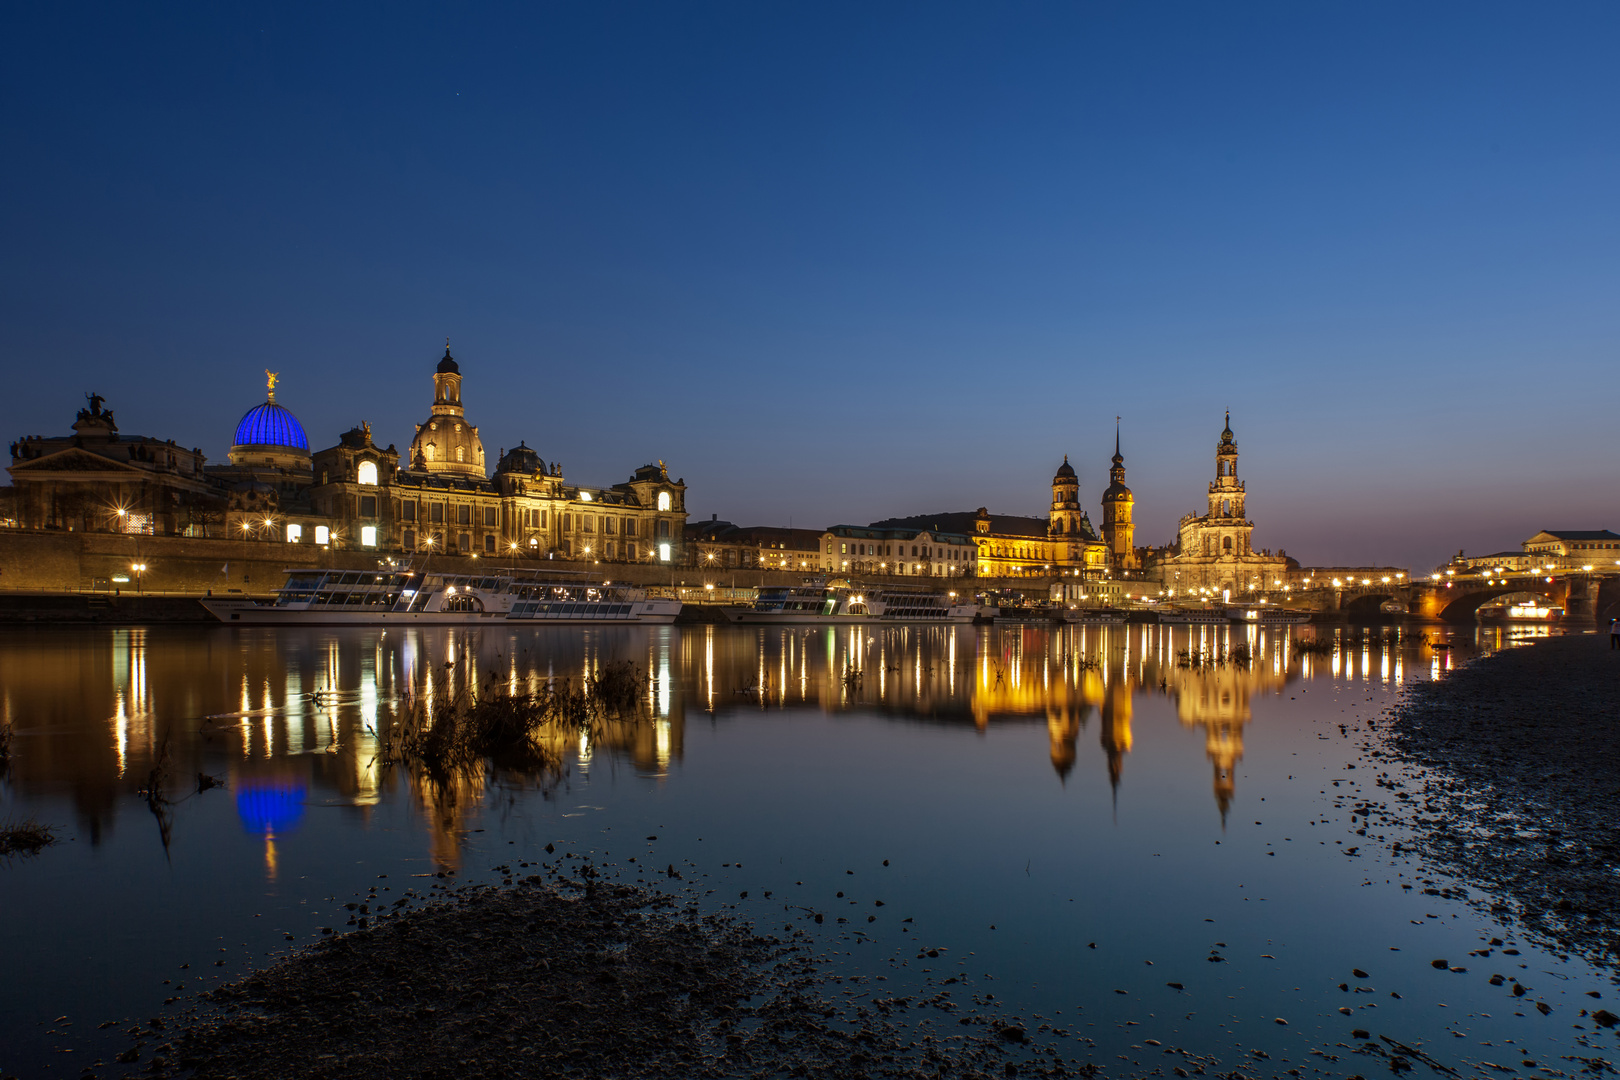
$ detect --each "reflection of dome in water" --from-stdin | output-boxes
[236,779,307,833]
[233,401,309,452]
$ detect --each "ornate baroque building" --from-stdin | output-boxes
[309,346,687,561]
[1145,414,1291,597]
[4,347,688,566]
[6,395,215,535]
[973,457,1110,581]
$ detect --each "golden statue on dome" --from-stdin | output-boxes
[265,369,280,402]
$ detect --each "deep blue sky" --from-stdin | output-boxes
[4,3,1617,570]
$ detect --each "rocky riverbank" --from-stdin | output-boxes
[114,864,1070,1080]
[1385,632,1620,969]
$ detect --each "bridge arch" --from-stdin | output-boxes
[1593,579,1620,623]
[1435,586,1556,623]
[1342,592,1400,618]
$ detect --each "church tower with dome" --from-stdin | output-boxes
[1144,413,1292,598]
[1048,456,1086,540]
[208,370,315,516]
[1100,424,1138,571]
[408,344,486,478]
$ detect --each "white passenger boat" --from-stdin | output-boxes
[720,581,975,624]
[1157,609,1229,625]
[1063,608,1125,625]
[1225,607,1312,625]
[872,587,977,623]
[201,568,680,625]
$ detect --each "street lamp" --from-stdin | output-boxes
[131,562,147,595]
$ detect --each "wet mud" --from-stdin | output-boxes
[1383,633,1620,968]
[113,864,1076,1080]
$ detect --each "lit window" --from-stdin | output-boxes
[659,542,671,562]
[360,526,377,547]
[357,460,378,485]
[315,525,330,545]
[285,523,303,543]
[657,491,671,512]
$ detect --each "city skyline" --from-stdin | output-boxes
[5,4,1617,573]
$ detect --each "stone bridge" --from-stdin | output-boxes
[1317,572,1620,623]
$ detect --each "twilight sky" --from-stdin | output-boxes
[3,3,1617,572]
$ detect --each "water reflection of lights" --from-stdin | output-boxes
[655,720,671,768]
[657,642,672,718]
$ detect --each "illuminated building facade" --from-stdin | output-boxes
[1521,530,1620,567]
[209,372,327,542]
[823,525,976,576]
[686,521,825,570]
[309,347,687,560]
[972,456,1109,580]
[6,394,216,535]
[3,345,688,565]
[868,457,1111,582]
[1146,414,1291,599]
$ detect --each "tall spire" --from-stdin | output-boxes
[1112,417,1122,465]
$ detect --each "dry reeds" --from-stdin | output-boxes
[1175,645,1252,670]
[377,660,648,785]
[0,719,12,771]
[1294,638,1335,655]
[0,817,56,857]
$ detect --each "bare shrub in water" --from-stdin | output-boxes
[377,660,647,785]
[1176,644,1253,670]
[0,719,12,771]
[0,817,56,857]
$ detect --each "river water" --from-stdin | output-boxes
[0,620,1612,1078]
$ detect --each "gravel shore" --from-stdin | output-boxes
[1385,632,1620,968]
[116,863,1067,1080]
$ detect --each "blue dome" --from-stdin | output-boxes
[233,400,309,452]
